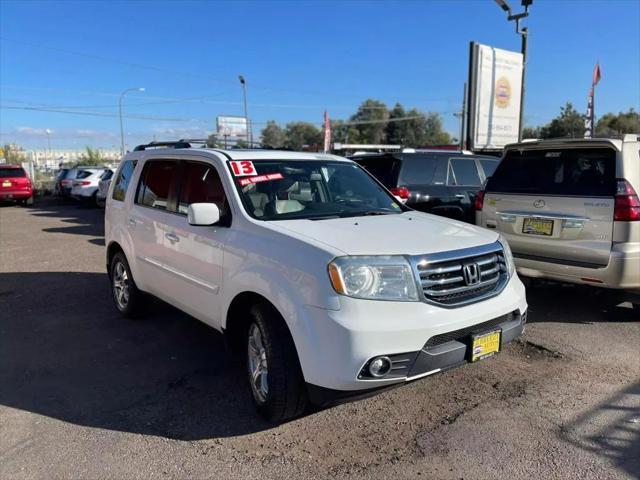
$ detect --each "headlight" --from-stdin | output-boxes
[328,256,419,301]
[498,235,515,277]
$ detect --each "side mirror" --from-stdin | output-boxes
[188,203,220,226]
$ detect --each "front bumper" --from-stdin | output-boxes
[295,274,527,395]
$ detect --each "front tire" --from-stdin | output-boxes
[246,304,307,422]
[110,252,144,318]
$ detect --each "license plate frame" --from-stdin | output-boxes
[2,181,11,188]
[470,329,502,362]
[522,217,554,236]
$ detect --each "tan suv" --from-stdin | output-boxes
[476,135,640,309]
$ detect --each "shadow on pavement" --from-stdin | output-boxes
[559,381,640,479]
[526,281,638,323]
[27,198,105,244]
[0,271,271,440]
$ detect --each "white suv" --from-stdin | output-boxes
[105,141,527,421]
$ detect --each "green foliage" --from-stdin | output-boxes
[283,122,322,150]
[349,99,389,145]
[522,126,540,139]
[538,103,585,139]
[260,121,286,148]
[234,139,250,148]
[596,109,640,136]
[206,134,219,148]
[1,144,26,164]
[78,146,105,166]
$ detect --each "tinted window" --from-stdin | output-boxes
[100,170,113,181]
[76,170,95,180]
[112,161,136,201]
[449,158,481,186]
[355,156,400,187]
[56,168,70,180]
[487,148,616,196]
[479,158,499,178]
[136,160,177,210]
[399,155,447,185]
[0,167,26,178]
[178,162,228,217]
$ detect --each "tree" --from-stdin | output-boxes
[1,144,26,164]
[234,139,249,148]
[421,112,452,146]
[206,133,219,148]
[349,99,389,144]
[385,104,451,147]
[78,146,105,166]
[260,121,286,148]
[386,103,408,145]
[522,126,540,139]
[283,122,322,150]
[539,103,585,139]
[596,109,640,136]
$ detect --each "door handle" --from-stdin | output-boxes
[128,218,137,227]
[165,232,180,243]
[455,194,466,199]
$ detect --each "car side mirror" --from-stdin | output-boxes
[188,203,220,226]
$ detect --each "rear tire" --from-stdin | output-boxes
[22,197,34,207]
[110,252,145,318]
[246,303,307,422]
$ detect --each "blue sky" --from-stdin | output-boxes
[1,0,639,150]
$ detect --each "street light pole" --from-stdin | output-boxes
[45,129,52,166]
[238,75,251,145]
[119,87,145,157]
[495,0,532,142]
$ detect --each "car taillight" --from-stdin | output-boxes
[61,179,72,185]
[77,181,91,186]
[390,187,410,200]
[475,190,486,211]
[614,179,640,222]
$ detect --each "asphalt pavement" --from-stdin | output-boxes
[1,199,638,479]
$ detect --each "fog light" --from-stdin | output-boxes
[368,356,392,377]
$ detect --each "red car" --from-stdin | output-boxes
[0,165,33,206]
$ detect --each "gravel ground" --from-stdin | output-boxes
[1,199,638,480]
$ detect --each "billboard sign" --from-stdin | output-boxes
[217,116,248,137]
[466,42,523,150]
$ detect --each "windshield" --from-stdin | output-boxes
[229,160,405,220]
[0,167,26,178]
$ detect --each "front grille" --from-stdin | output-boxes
[413,243,508,307]
[424,312,515,348]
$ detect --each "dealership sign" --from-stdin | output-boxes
[217,116,248,137]
[466,42,523,150]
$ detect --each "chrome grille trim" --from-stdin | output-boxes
[410,242,509,308]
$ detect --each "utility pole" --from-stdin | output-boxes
[45,129,52,168]
[495,0,532,142]
[119,87,145,157]
[453,83,468,150]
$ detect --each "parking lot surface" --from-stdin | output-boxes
[1,200,639,480]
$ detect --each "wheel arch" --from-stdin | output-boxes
[106,240,124,278]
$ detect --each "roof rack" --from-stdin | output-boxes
[133,141,193,151]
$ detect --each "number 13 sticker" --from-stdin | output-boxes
[230,161,257,176]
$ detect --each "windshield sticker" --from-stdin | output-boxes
[239,173,284,186]
[230,160,257,176]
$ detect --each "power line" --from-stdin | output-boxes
[0,105,209,123]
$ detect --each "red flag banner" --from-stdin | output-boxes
[323,111,331,153]
[592,63,601,86]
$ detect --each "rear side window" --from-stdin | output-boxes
[136,160,177,210]
[76,170,95,180]
[112,161,137,201]
[449,158,481,186]
[356,156,400,187]
[177,162,228,216]
[487,148,616,197]
[398,155,447,185]
[479,158,499,178]
[100,170,113,181]
[0,167,26,178]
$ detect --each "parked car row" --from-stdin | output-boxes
[55,166,114,207]
[355,136,640,306]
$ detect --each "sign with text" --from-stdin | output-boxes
[466,42,523,150]
[217,116,248,137]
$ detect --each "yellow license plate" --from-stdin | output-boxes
[2,181,11,187]
[471,330,501,362]
[523,217,553,236]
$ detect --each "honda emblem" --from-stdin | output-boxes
[462,263,481,286]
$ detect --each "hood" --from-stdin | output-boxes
[271,212,499,256]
